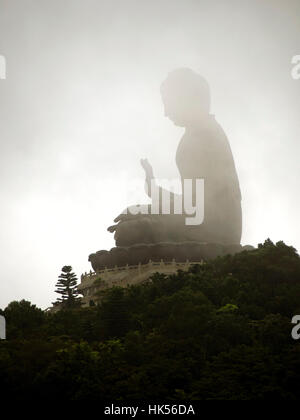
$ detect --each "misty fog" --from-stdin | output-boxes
[0,0,300,308]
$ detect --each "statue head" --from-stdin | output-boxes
[160,68,211,127]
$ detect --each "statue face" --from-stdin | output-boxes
[162,92,206,128]
[162,95,187,127]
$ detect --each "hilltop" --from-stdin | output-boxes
[1,239,300,400]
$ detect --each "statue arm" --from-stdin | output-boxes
[141,158,181,205]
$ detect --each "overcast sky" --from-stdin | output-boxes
[0,0,300,309]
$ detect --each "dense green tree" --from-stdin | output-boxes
[99,287,131,339]
[4,300,45,339]
[54,266,81,309]
[1,239,300,399]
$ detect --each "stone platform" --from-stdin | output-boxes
[78,259,204,307]
[89,241,252,272]
[78,242,254,307]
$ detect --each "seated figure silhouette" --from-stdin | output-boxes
[108,68,242,247]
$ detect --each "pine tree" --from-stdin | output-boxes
[54,266,81,308]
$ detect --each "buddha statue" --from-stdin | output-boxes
[107,68,242,248]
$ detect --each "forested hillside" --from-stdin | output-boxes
[1,239,300,400]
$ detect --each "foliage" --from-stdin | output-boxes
[1,239,300,399]
[54,266,81,309]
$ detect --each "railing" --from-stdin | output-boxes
[80,259,205,282]
[78,259,206,301]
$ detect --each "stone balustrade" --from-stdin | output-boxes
[78,259,205,306]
